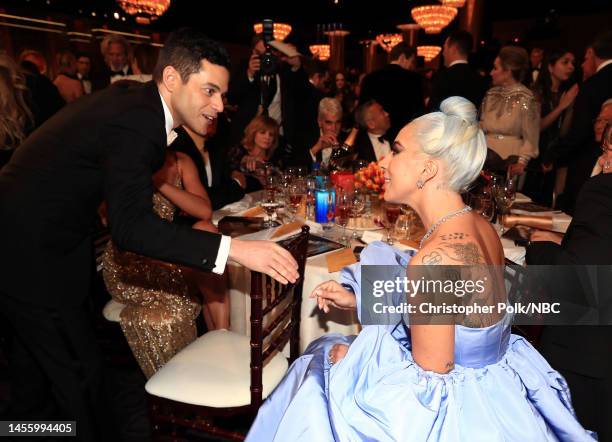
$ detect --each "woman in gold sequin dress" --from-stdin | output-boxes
[102,150,229,378]
[480,46,540,177]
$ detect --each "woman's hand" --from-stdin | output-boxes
[241,155,259,172]
[558,84,579,111]
[328,343,349,365]
[530,229,563,245]
[310,280,356,313]
[597,152,612,174]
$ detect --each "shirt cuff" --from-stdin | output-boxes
[212,235,231,274]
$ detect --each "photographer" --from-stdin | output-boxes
[226,30,313,166]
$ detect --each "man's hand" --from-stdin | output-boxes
[311,133,338,156]
[247,53,261,79]
[310,280,356,313]
[229,239,299,285]
[530,229,563,245]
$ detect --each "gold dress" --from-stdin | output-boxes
[480,83,540,161]
[102,173,201,379]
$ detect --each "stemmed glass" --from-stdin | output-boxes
[336,190,351,246]
[260,188,280,228]
[493,174,517,233]
[374,203,401,244]
[287,182,305,221]
[349,189,366,239]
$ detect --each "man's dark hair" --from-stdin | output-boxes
[304,59,327,79]
[75,52,91,61]
[592,30,612,60]
[389,43,416,62]
[153,28,230,83]
[447,30,473,56]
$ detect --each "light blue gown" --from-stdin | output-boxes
[246,242,597,441]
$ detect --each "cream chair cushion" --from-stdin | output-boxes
[102,299,125,322]
[145,330,289,408]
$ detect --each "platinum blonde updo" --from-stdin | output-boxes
[412,96,487,192]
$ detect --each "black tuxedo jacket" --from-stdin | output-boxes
[526,173,612,379]
[353,130,386,163]
[0,81,222,307]
[91,65,133,91]
[170,124,244,210]
[427,63,488,111]
[548,64,612,213]
[359,64,425,140]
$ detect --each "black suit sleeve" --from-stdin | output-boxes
[103,124,221,272]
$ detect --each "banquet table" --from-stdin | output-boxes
[213,191,570,353]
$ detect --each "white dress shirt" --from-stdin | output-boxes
[367,132,392,161]
[448,59,468,68]
[159,91,230,274]
[596,59,612,73]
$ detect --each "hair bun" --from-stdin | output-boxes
[440,96,478,126]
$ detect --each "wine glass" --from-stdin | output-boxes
[493,175,517,233]
[260,191,280,228]
[335,190,350,246]
[394,214,413,241]
[470,191,495,222]
[349,189,366,239]
[384,203,401,244]
[287,183,304,221]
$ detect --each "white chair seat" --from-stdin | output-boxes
[102,299,125,322]
[145,330,289,408]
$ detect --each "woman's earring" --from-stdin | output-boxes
[416,178,424,189]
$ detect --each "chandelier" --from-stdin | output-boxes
[375,33,403,52]
[309,44,330,61]
[440,0,466,7]
[253,23,292,41]
[417,45,442,62]
[116,0,171,24]
[411,5,457,34]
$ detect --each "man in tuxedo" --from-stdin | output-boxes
[427,30,488,112]
[92,34,133,91]
[305,97,344,167]
[359,43,425,141]
[76,52,93,95]
[529,47,544,86]
[353,100,392,162]
[0,28,298,441]
[226,34,311,162]
[526,170,612,440]
[548,30,612,214]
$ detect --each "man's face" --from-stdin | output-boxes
[594,105,612,143]
[318,111,342,137]
[77,56,91,76]
[170,59,229,137]
[442,38,452,66]
[367,103,391,134]
[106,42,128,71]
[530,48,543,68]
[582,47,597,81]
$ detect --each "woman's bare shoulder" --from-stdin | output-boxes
[411,230,486,266]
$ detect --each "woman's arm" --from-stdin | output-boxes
[155,153,212,221]
[540,84,579,131]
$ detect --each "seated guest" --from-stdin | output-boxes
[427,30,488,111]
[353,99,392,162]
[75,52,92,95]
[93,34,132,90]
[246,97,596,442]
[480,46,540,176]
[170,115,245,209]
[111,43,156,84]
[527,122,612,440]
[53,50,83,103]
[305,97,344,167]
[226,114,280,192]
[102,149,229,379]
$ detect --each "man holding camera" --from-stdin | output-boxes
[227,32,313,166]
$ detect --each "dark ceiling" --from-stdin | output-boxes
[4,0,612,47]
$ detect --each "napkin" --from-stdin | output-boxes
[326,248,357,273]
[271,221,305,239]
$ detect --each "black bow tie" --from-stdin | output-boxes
[111,70,125,76]
[377,135,389,143]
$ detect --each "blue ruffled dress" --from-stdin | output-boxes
[246,242,597,441]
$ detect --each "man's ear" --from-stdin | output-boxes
[162,66,180,93]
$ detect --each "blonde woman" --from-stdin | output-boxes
[0,53,33,168]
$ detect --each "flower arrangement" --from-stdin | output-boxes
[354,161,386,198]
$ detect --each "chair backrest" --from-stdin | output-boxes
[505,258,543,345]
[249,225,310,409]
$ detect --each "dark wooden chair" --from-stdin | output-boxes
[145,226,310,441]
[505,258,543,346]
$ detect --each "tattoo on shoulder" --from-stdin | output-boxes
[419,241,484,265]
[439,232,469,241]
